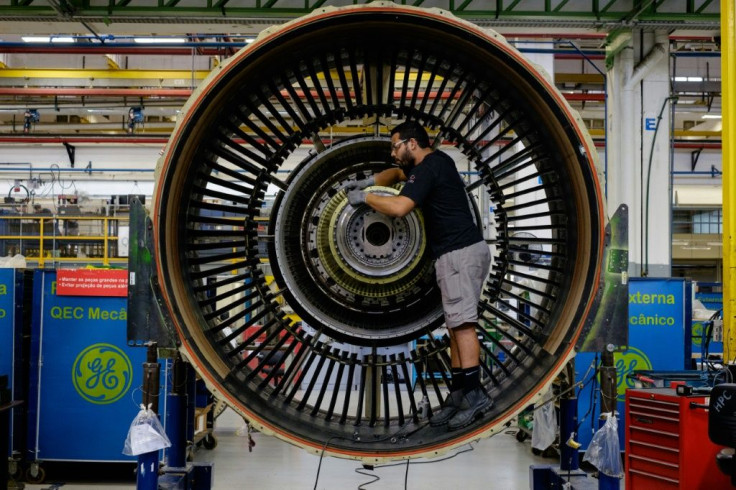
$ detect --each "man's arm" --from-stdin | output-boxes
[373,168,407,186]
[364,194,415,218]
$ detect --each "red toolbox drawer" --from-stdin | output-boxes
[625,388,731,490]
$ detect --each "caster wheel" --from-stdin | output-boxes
[202,434,218,450]
[25,464,46,484]
[8,460,21,480]
[515,430,528,442]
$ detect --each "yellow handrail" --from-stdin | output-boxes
[0,215,129,267]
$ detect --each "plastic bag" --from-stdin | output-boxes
[583,413,624,478]
[122,404,171,456]
[531,391,557,450]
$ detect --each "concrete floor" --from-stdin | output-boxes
[18,408,568,490]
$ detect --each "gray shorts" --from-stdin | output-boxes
[435,240,492,329]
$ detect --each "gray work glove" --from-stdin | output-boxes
[345,176,375,191]
[347,190,367,206]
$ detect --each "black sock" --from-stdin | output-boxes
[462,366,481,394]
[450,368,464,392]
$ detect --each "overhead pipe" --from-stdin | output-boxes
[0,136,169,144]
[0,68,209,80]
[0,167,154,173]
[0,86,606,105]
[0,134,720,148]
[0,88,192,97]
[625,42,668,90]
[12,122,176,132]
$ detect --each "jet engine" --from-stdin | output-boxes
[153,4,605,462]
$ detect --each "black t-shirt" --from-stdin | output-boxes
[400,150,484,259]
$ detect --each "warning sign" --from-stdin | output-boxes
[56,269,128,297]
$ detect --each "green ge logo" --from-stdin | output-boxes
[614,346,653,401]
[692,322,704,347]
[72,343,133,404]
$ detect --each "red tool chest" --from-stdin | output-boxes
[625,388,732,489]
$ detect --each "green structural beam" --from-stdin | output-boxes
[0,0,721,27]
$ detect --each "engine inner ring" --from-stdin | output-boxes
[272,137,441,344]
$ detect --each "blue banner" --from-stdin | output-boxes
[0,268,15,458]
[29,270,162,462]
[0,269,14,383]
[575,278,689,451]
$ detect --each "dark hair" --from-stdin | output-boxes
[390,121,430,148]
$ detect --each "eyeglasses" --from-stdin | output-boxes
[391,139,407,150]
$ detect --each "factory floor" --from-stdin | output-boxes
[18,409,580,490]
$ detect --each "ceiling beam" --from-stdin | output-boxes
[0,1,721,31]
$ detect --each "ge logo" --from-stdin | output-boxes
[72,343,133,404]
[614,346,653,401]
[692,322,704,347]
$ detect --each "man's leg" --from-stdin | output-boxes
[449,329,463,389]
[454,323,482,394]
[429,329,464,426]
[448,323,493,430]
[454,323,479,369]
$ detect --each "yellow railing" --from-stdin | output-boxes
[0,215,129,267]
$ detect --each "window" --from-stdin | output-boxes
[673,208,722,234]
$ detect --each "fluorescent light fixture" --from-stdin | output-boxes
[134,37,187,44]
[22,36,75,43]
[22,36,50,43]
[701,114,722,119]
[245,38,255,44]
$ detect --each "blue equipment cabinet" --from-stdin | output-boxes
[25,270,166,475]
[575,277,692,451]
[1,269,16,455]
[1,268,29,476]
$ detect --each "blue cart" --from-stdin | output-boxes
[24,270,167,483]
[1,268,31,481]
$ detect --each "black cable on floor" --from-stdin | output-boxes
[312,403,431,489]
[355,467,380,489]
[313,436,341,490]
[351,443,476,489]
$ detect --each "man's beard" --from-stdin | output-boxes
[397,156,415,174]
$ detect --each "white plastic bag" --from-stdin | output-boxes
[583,413,624,478]
[122,404,171,456]
[531,391,557,450]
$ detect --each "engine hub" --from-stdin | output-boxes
[272,138,440,344]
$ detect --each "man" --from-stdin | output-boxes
[346,120,492,431]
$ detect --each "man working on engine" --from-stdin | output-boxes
[346,120,492,430]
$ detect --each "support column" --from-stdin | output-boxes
[723,0,736,360]
[606,30,672,277]
[640,31,673,278]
